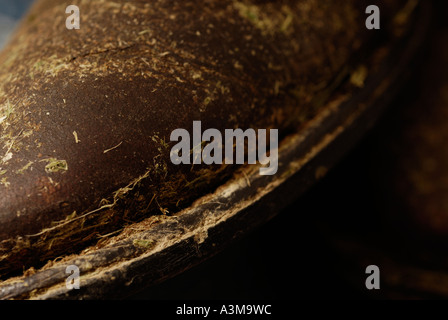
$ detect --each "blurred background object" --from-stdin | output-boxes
[0,0,33,48]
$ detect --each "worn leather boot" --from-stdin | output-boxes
[0,0,420,299]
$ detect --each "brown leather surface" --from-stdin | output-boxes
[0,0,404,276]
